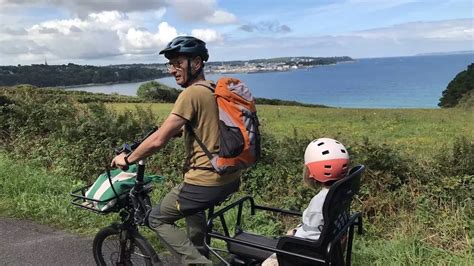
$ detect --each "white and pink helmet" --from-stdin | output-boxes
[304,138,350,183]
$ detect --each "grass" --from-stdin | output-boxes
[354,237,472,265]
[0,153,472,264]
[108,103,474,157]
[2,101,473,264]
[0,152,170,253]
[0,153,115,235]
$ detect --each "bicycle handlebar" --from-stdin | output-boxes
[131,126,159,151]
[115,126,159,155]
[112,126,159,171]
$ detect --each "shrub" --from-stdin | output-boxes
[1,86,158,180]
[137,81,182,102]
[439,63,474,108]
[456,90,474,110]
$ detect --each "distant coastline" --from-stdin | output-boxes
[205,56,354,75]
[0,56,352,88]
[208,61,356,75]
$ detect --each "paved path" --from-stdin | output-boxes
[0,217,180,265]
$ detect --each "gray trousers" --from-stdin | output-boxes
[148,179,240,265]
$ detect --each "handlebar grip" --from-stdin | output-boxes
[130,126,158,150]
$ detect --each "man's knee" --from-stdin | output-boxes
[148,203,171,230]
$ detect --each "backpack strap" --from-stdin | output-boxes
[186,123,214,161]
[183,123,216,173]
[194,81,215,92]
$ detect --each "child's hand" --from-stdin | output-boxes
[286,228,297,235]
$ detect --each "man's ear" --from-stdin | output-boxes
[192,56,203,71]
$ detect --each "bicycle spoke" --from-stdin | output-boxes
[98,232,151,265]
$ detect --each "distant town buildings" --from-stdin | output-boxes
[204,56,353,74]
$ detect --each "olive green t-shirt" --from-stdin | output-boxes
[171,80,241,186]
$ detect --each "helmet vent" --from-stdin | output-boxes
[322,150,329,155]
[324,173,331,176]
[317,142,324,146]
[341,149,346,153]
[324,165,331,169]
[335,141,340,144]
[342,164,348,168]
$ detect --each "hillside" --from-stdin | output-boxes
[0,63,168,87]
[439,63,474,108]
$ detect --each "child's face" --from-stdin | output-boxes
[303,165,321,189]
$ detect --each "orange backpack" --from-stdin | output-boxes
[189,77,261,175]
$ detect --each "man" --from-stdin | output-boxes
[111,36,241,265]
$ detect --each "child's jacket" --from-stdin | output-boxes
[294,187,329,240]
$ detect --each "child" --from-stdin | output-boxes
[262,138,350,266]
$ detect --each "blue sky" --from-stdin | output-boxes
[0,0,472,65]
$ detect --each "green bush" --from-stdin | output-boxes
[137,81,182,102]
[1,85,158,181]
[439,63,474,108]
[0,85,146,103]
[456,90,474,110]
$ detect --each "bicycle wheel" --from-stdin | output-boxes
[93,225,157,266]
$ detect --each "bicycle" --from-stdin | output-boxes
[71,128,163,265]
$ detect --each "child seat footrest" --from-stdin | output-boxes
[227,231,278,261]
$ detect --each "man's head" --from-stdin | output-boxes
[159,36,209,88]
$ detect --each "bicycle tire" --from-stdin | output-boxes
[93,225,159,266]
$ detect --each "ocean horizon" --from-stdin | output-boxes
[68,54,474,108]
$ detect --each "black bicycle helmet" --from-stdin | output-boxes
[159,36,209,61]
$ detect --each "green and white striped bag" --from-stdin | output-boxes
[85,165,162,211]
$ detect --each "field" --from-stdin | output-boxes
[1,96,473,265]
[108,103,474,156]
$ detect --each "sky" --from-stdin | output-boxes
[0,0,472,66]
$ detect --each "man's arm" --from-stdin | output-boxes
[111,113,187,168]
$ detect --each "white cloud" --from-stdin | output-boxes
[156,22,179,41]
[191,28,223,43]
[0,11,183,64]
[119,22,179,53]
[205,10,238,24]
[170,0,238,24]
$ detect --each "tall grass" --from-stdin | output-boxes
[0,153,114,234]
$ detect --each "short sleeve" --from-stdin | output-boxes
[171,88,197,121]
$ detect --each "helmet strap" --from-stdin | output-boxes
[183,57,203,88]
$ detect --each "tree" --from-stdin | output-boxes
[0,64,168,87]
[136,81,181,102]
[439,63,474,108]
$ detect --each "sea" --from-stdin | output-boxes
[69,54,474,108]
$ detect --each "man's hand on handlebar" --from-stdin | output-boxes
[111,152,128,170]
